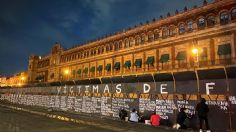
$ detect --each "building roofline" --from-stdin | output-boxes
[44,0,236,55]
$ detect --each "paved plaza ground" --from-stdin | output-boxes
[0,104,178,132]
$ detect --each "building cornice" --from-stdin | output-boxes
[57,23,236,67]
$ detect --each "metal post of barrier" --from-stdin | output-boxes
[195,69,200,100]
[223,67,233,132]
[171,72,177,123]
[151,73,157,112]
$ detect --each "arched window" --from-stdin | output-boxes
[129,38,134,47]
[207,15,216,27]
[148,32,154,42]
[87,51,90,57]
[109,43,113,51]
[154,31,160,40]
[124,39,129,48]
[114,42,119,51]
[118,41,122,49]
[198,18,205,28]
[106,45,109,52]
[101,47,104,53]
[78,54,81,59]
[220,12,229,24]
[97,48,100,55]
[93,49,96,55]
[90,50,93,56]
[187,21,193,31]
[81,53,84,58]
[135,36,141,46]
[179,23,185,34]
[169,26,176,36]
[162,27,169,38]
[141,34,146,44]
[231,8,236,20]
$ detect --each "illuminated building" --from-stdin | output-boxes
[28,0,236,83]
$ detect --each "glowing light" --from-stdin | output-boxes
[21,77,25,80]
[64,69,69,75]
[192,48,199,55]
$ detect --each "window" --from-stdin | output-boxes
[90,50,93,56]
[176,51,186,61]
[97,65,103,72]
[135,36,141,46]
[220,12,229,24]
[90,67,95,73]
[114,62,120,70]
[119,41,122,49]
[97,48,101,54]
[207,15,216,27]
[200,47,208,61]
[129,38,135,47]
[141,34,146,44]
[198,18,205,28]
[146,56,154,66]
[231,8,236,20]
[83,68,88,74]
[218,43,232,60]
[218,43,231,55]
[162,27,169,38]
[160,54,169,63]
[179,23,185,34]
[93,49,96,56]
[124,39,129,48]
[114,42,119,51]
[135,59,142,68]
[105,64,111,71]
[154,31,160,40]
[101,47,104,53]
[109,44,113,51]
[148,32,154,42]
[77,69,82,75]
[169,27,176,36]
[86,51,89,57]
[187,21,193,31]
[124,60,131,69]
[106,45,110,52]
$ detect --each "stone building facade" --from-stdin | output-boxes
[28,0,236,83]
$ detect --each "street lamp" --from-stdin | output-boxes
[64,69,70,80]
[192,48,199,67]
[18,83,22,87]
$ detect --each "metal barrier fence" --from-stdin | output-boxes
[0,67,235,131]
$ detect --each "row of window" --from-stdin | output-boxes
[59,8,236,63]
[66,43,231,75]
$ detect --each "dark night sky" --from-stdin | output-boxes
[0,0,213,76]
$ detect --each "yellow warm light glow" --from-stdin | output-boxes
[21,77,25,80]
[18,83,21,86]
[192,48,199,55]
[64,69,69,75]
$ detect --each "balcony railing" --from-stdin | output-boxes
[62,58,236,81]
